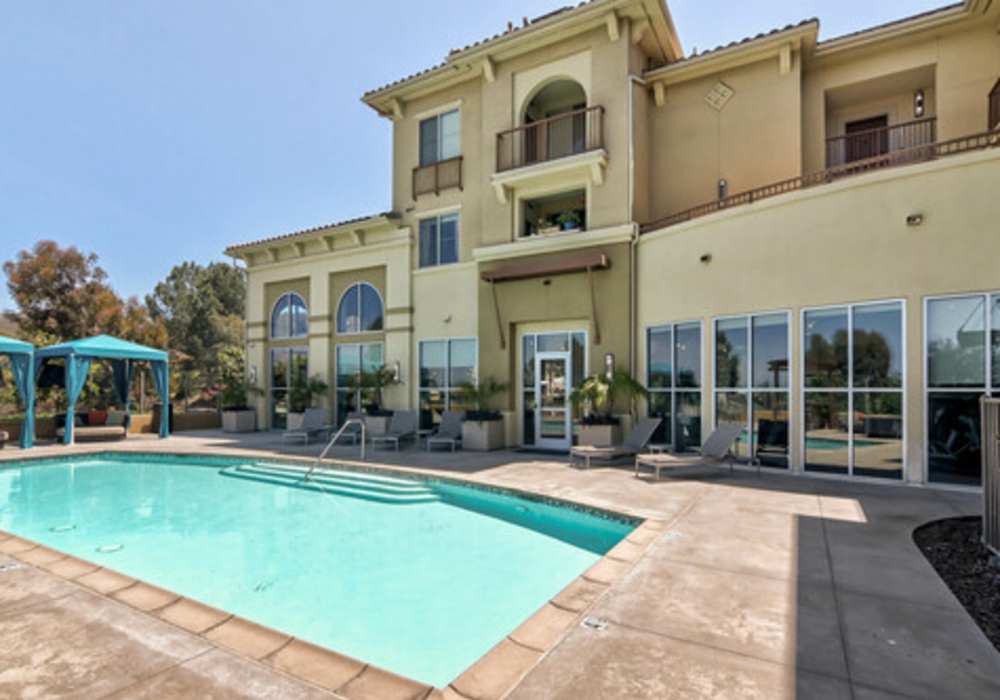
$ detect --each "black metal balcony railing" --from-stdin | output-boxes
[826,117,937,168]
[412,155,463,199]
[641,129,999,234]
[496,106,604,173]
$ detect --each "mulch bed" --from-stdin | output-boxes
[914,517,1000,652]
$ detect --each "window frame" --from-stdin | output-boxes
[270,292,308,340]
[419,108,461,167]
[645,320,703,453]
[712,310,793,469]
[800,298,907,481]
[334,341,384,425]
[923,291,1000,488]
[335,282,384,336]
[418,212,460,268]
[418,337,478,427]
[519,330,588,447]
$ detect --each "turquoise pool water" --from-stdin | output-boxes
[0,453,633,686]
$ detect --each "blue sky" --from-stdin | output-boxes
[0,0,945,311]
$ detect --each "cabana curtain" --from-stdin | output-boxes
[0,336,35,449]
[62,357,92,445]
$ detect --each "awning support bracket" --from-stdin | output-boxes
[588,266,601,345]
[490,281,506,350]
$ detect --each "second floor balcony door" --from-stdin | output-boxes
[844,116,889,164]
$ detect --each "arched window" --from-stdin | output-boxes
[337,283,383,334]
[271,292,308,339]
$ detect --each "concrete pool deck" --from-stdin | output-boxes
[1,432,998,699]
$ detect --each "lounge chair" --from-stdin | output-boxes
[329,412,366,445]
[634,422,745,480]
[0,430,7,449]
[282,408,330,445]
[569,417,662,469]
[426,411,464,452]
[370,410,418,451]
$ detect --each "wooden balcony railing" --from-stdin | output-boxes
[641,129,999,234]
[826,117,937,168]
[496,106,604,173]
[412,155,463,199]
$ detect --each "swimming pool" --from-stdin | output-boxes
[0,452,634,687]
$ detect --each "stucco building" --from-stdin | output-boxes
[226,0,1000,488]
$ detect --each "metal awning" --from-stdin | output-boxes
[481,250,611,349]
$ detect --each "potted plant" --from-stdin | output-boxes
[570,369,648,446]
[556,210,582,232]
[348,365,400,435]
[286,374,329,431]
[219,347,261,433]
[537,216,561,236]
[456,377,508,451]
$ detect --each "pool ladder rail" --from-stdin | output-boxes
[306,417,366,481]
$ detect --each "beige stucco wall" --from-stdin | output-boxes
[645,53,802,223]
[637,148,1000,483]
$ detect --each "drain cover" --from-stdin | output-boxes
[96,544,123,554]
[581,616,609,631]
[50,524,76,533]
[0,562,24,574]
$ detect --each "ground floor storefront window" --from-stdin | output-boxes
[419,338,477,429]
[646,322,702,452]
[714,312,791,467]
[803,301,904,480]
[270,347,307,430]
[926,293,1000,486]
[335,343,383,425]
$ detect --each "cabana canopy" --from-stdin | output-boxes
[36,335,170,444]
[0,335,35,449]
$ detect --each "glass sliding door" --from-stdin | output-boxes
[925,293,997,486]
[270,347,307,430]
[646,322,702,452]
[714,313,790,467]
[335,343,383,426]
[803,300,904,480]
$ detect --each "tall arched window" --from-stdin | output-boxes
[271,292,308,339]
[337,283,383,334]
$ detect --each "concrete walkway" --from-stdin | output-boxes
[1,433,997,699]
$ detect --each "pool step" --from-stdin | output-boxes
[218,464,440,506]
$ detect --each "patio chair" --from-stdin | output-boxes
[370,410,418,451]
[426,411,464,452]
[329,412,366,445]
[634,422,745,481]
[0,430,7,449]
[569,417,662,469]
[282,408,330,445]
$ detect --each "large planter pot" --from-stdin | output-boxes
[222,409,257,433]
[363,415,391,436]
[286,412,306,431]
[577,423,622,447]
[463,420,505,452]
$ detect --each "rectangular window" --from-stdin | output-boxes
[419,109,460,167]
[335,343,383,425]
[646,322,702,453]
[419,213,459,268]
[714,313,790,468]
[419,338,477,429]
[926,293,999,487]
[803,300,904,480]
[270,347,308,430]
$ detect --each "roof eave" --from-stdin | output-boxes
[224,213,400,258]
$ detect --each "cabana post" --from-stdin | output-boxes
[0,336,35,449]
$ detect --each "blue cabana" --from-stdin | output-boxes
[0,335,35,449]
[35,335,170,444]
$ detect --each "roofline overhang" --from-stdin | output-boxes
[643,21,819,86]
[224,213,400,258]
[361,0,682,116]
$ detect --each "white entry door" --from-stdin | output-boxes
[535,351,572,450]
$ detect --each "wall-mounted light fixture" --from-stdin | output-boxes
[604,353,615,381]
[914,89,925,118]
[718,178,728,201]
[392,360,402,383]
[700,253,713,264]
[906,212,925,227]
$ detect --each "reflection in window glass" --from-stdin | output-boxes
[753,393,789,468]
[753,314,789,389]
[676,391,702,453]
[804,308,848,388]
[804,393,849,475]
[335,343,383,425]
[537,333,569,353]
[648,392,672,446]
[270,346,308,430]
[927,296,985,388]
[521,331,587,446]
[676,323,701,388]
[271,292,308,339]
[853,392,903,479]
[271,295,290,339]
[927,392,982,486]
[648,328,672,389]
[360,285,383,332]
[647,323,701,451]
[853,303,903,388]
[715,318,748,388]
[716,392,749,460]
[450,340,477,386]
[420,341,447,388]
[419,338,477,428]
[337,283,382,334]
[993,295,1000,387]
[572,333,586,390]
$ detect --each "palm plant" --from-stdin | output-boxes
[348,365,400,415]
[456,377,508,421]
[570,369,648,425]
[289,373,329,413]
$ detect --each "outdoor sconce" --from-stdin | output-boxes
[718,178,728,200]
[907,213,925,227]
[700,253,713,264]
[604,353,615,380]
[914,89,925,118]
[392,361,401,383]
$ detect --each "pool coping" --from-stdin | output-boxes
[0,448,673,700]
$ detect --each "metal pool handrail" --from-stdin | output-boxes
[306,418,366,481]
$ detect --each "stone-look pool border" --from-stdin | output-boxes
[0,449,669,700]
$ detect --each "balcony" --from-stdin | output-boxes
[412,156,463,199]
[496,106,604,172]
[641,129,998,234]
[826,117,937,168]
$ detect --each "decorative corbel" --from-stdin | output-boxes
[631,19,650,45]
[266,247,280,263]
[389,97,404,121]
[350,229,366,246]
[605,12,620,42]
[779,43,792,75]
[493,182,509,205]
[653,81,666,108]
[323,235,336,252]
[293,241,307,257]
[482,56,496,84]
